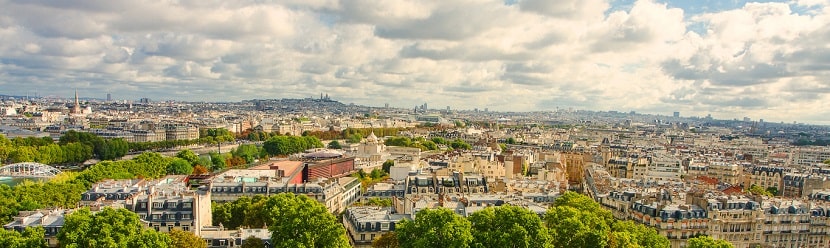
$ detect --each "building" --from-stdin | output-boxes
[81,176,212,236]
[3,209,68,247]
[342,207,409,247]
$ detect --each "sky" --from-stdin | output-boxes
[1,0,829,124]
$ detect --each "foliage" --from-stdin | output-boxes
[241,236,265,248]
[382,160,395,173]
[208,152,228,171]
[609,221,670,248]
[372,232,399,248]
[264,193,350,248]
[353,169,388,191]
[169,230,206,248]
[687,236,734,248]
[397,208,473,248]
[468,205,551,248]
[0,226,47,248]
[58,207,146,248]
[328,140,342,149]
[766,187,779,196]
[192,165,209,175]
[231,144,261,163]
[546,205,610,248]
[175,150,200,165]
[449,139,472,150]
[748,184,774,197]
[199,128,235,143]
[506,137,516,144]
[167,158,194,175]
[263,136,324,156]
[127,229,171,248]
[353,197,393,207]
[211,195,281,230]
[347,134,362,144]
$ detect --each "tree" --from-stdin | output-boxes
[610,221,670,248]
[372,232,399,248]
[169,230,206,248]
[264,193,350,248]
[748,184,773,197]
[687,236,734,248]
[58,207,144,248]
[397,208,473,248]
[0,226,46,248]
[382,160,395,173]
[241,236,265,248]
[328,140,342,149]
[127,229,171,248]
[175,150,200,165]
[468,205,551,248]
[506,137,516,144]
[232,144,260,163]
[766,187,779,196]
[347,134,362,144]
[192,165,209,175]
[167,158,194,175]
[546,205,609,248]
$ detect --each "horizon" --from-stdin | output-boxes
[1,0,829,124]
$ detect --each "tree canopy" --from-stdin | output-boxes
[687,236,734,248]
[58,207,149,248]
[397,208,473,248]
[169,230,206,248]
[264,193,350,248]
[0,226,46,248]
[468,205,551,248]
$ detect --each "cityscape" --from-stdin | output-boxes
[2,0,830,248]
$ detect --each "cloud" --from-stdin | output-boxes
[0,0,829,124]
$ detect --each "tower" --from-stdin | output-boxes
[72,90,81,114]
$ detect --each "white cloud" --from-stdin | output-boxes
[0,0,829,123]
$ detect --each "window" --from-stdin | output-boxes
[183,202,192,209]
[153,202,163,209]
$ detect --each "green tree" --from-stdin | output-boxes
[167,158,194,175]
[546,205,609,248]
[175,150,200,165]
[450,139,471,150]
[58,207,144,248]
[382,160,395,173]
[264,194,350,248]
[347,134,362,144]
[397,208,473,248]
[0,184,20,223]
[372,232,399,248]
[766,187,779,196]
[127,229,171,248]
[687,236,734,248]
[0,226,47,248]
[506,137,516,144]
[232,144,261,163]
[748,184,773,197]
[328,140,342,149]
[610,221,669,248]
[468,205,551,248]
[169,230,207,248]
[241,236,265,248]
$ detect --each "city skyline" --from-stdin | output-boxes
[1,0,829,124]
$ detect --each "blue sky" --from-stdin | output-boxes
[0,0,829,124]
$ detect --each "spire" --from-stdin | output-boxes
[72,89,81,114]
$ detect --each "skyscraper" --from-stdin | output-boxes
[106,93,112,102]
